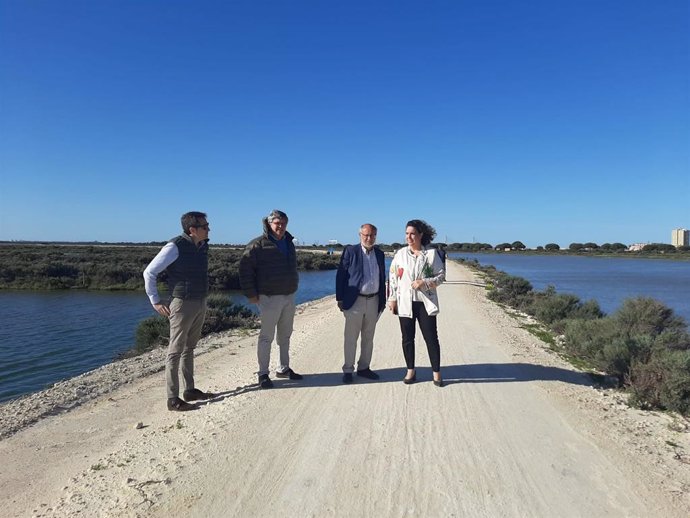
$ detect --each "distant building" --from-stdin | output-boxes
[672,228,689,248]
[628,243,647,252]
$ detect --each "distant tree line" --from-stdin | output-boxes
[460,258,690,415]
[437,241,690,254]
[0,244,338,291]
[377,241,689,254]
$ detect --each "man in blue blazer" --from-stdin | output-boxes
[335,223,386,384]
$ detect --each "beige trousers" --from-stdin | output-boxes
[342,295,381,373]
[166,297,206,399]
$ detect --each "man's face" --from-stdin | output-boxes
[189,219,210,244]
[269,217,287,239]
[359,226,377,250]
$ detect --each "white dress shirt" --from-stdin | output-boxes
[143,242,179,304]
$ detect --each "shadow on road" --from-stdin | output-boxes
[440,363,593,387]
[257,362,593,390]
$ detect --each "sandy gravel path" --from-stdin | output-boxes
[1,261,689,517]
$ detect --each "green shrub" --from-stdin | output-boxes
[563,318,619,365]
[613,297,687,337]
[487,273,533,306]
[653,328,690,351]
[572,299,605,320]
[202,294,259,335]
[134,315,169,354]
[629,350,690,414]
[529,288,581,324]
[563,298,689,385]
[600,336,652,380]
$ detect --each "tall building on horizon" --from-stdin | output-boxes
[671,228,689,247]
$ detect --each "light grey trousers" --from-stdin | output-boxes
[166,297,206,399]
[342,294,381,373]
[257,293,296,376]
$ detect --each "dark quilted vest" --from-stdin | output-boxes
[167,234,209,299]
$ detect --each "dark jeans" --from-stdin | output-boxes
[399,301,441,372]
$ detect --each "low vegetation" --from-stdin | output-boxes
[459,258,690,416]
[0,244,338,291]
[125,294,259,358]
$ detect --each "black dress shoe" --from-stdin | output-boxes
[343,373,353,384]
[167,397,197,411]
[183,388,216,402]
[403,374,416,385]
[356,368,380,380]
[433,379,445,387]
[276,368,303,380]
[258,374,274,389]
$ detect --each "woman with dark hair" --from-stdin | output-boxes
[388,219,446,386]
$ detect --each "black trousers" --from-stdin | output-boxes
[399,301,441,372]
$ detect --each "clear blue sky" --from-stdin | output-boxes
[1,0,688,247]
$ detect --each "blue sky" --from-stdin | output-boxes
[1,0,688,247]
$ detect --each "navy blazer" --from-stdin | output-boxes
[335,244,386,313]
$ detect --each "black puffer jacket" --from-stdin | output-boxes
[239,219,298,299]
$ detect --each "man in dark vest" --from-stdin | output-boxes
[239,209,302,389]
[143,211,216,411]
[335,223,386,383]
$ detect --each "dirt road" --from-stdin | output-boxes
[2,261,688,517]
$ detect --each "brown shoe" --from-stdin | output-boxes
[167,397,197,411]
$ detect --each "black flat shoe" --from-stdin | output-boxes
[276,368,303,380]
[183,388,216,402]
[258,374,274,389]
[433,379,444,387]
[356,368,380,380]
[403,375,416,385]
[167,397,197,411]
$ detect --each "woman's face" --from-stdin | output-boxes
[405,226,423,248]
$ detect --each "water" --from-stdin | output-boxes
[0,270,337,403]
[449,253,690,323]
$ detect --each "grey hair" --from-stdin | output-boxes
[266,209,288,223]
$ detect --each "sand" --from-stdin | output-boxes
[1,261,689,517]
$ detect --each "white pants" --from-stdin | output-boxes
[257,293,296,376]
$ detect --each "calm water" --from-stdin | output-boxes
[449,253,690,323]
[0,270,337,403]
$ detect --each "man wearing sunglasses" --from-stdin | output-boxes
[239,209,302,389]
[143,211,216,411]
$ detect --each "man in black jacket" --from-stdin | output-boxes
[239,209,303,388]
